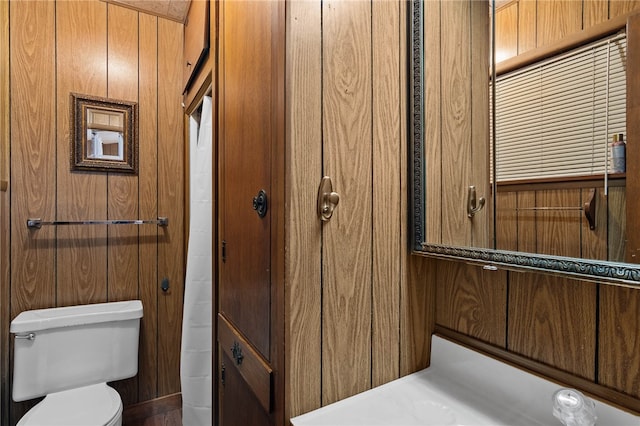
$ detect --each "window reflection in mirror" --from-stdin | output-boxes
[86,108,125,161]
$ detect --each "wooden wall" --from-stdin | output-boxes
[3,1,184,424]
[496,183,626,261]
[431,258,640,410]
[496,0,640,62]
[285,0,431,420]
[425,0,491,248]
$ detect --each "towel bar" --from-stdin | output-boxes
[26,217,169,229]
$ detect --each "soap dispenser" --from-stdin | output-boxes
[611,133,626,173]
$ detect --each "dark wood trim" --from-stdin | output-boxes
[626,13,640,264]
[434,327,640,415]
[122,393,182,424]
[496,12,633,76]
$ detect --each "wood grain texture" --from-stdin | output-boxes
[0,1,8,421]
[157,17,184,396]
[517,0,537,54]
[627,14,640,263]
[609,0,640,19]
[435,260,507,347]
[495,192,517,250]
[495,2,518,62]
[106,4,140,404]
[470,0,491,248]
[284,0,323,418]
[6,1,184,418]
[580,188,607,261]
[607,186,626,262]
[322,0,372,405]
[536,0,582,48]
[9,0,57,318]
[372,0,401,388]
[599,285,640,398]
[583,0,608,29]
[440,0,471,247]
[424,0,442,244]
[137,11,159,403]
[56,0,109,306]
[508,272,596,380]
[400,255,434,376]
[536,189,581,258]
[107,4,140,308]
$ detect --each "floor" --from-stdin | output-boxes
[124,408,182,426]
[122,394,182,426]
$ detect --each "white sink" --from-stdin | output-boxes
[291,335,639,426]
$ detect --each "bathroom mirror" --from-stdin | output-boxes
[70,93,138,174]
[410,0,640,285]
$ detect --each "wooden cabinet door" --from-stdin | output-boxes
[183,0,209,91]
[218,0,282,423]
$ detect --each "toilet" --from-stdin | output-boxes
[10,300,143,426]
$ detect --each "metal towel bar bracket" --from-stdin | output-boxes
[26,217,169,229]
[512,188,597,230]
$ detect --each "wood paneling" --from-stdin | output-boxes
[56,0,109,306]
[137,12,159,403]
[536,189,581,258]
[536,0,582,48]
[1,1,9,423]
[9,0,57,319]
[322,0,373,405]
[495,192,517,250]
[285,0,322,418]
[627,14,640,263]
[608,186,626,262]
[496,3,518,62]
[583,0,608,29]
[610,0,640,19]
[599,285,640,399]
[157,17,184,396]
[6,1,184,421]
[440,0,471,246]
[424,0,442,244]
[436,260,507,347]
[471,0,491,247]
[508,273,596,380]
[372,0,401,387]
[498,0,640,64]
[581,188,607,261]
[106,3,140,405]
[400,256,434,376]
[518,0,537,54]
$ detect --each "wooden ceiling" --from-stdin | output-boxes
[102,0,191,23]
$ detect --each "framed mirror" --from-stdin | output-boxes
[70,93,138,174]
[410,0,640,285]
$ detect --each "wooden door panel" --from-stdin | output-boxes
[219,0,274,359]
[218,314,273,413]
[220,351,270,426]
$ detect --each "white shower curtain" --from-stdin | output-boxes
[181,96,212,426]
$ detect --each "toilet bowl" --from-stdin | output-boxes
[17,383,122,426]
[10,300,143,426]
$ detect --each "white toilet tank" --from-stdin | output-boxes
[10,300,143,402]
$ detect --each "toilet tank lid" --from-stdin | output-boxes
[10,300,143,333]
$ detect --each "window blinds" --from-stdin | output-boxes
[493,33,626,182]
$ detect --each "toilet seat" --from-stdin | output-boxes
[17,383,123,426]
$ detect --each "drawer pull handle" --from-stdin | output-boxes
[231,341,244,365]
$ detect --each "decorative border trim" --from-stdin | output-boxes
[410,0,640,286]
[409,0,425,250]
[420,244,640,285]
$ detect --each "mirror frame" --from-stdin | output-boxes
[409,0,640,286]
[70,92,138,174]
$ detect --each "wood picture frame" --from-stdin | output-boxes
[70,93,138,174]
